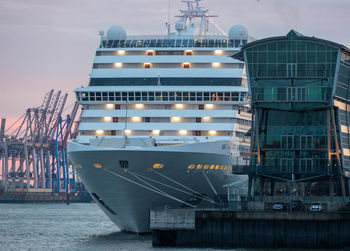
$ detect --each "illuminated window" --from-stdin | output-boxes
[146,50,155,56]
[171,117,181,122]
[214,50,223,55]
[132,117,141,122]
[175,104,184,109]
[209,130,217,135]
[144,63,151,68]
[124,129,132,135]
[96,130,104,135]
[183,63,190,68]
[205,104,214,109]
[179,130,187,135]
[104,116,112,122]
[153,163,164,169]
[106,104,114,109]
[117,50,125,55]
[152,129,160,135]
[194,131,201,136]
[114,62,122,68]
[135,104,144,109]
[185,50,193,55]
[212,62,221,68]
[203,117,211,121]
[196,164,203,169]
[187,164,195,169]
[93,163,102,168]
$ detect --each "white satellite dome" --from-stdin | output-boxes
[175,21,186,32]
[106,25,127,40]
[228,25,248,40]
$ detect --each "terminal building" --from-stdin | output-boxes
[233,30,350,204]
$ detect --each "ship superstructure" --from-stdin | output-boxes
[69,0,251,233]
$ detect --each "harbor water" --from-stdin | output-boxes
[0,203,333,250]
[0,203,238,251]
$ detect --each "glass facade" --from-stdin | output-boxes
[234,30,350,199]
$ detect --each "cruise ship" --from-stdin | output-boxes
[68,0,251,233]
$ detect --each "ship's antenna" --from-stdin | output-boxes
[166,0,171,35]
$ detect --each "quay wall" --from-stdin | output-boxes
[152,209,350,249]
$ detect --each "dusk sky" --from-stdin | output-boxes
[1,0,350,127]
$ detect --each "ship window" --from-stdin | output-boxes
[144,63,151,68]
[96,92,102,101]
[113,117,118,122]
[169,92,175,101]
[82,92,88,101]
[224,92,230,101]
[89,92,95,101]
[176,39,182,47]
[135,92,141,101]
[182,39,188,47]
[145,117,150,122]
[190,92,196,101]
[125,40,131,47]
[199,104,204,110]
[196,92,203,101]
[130,40,137,47]
[111,130,116,136]
[204,92,209,101]
[231,92,239,101]
[128,92,134,101]
[183,63,190,68]
[115,92,121,101]
[115,104,120,109]
[149,39,156,47]
[194,131,201,136]
[210,92,216,101]
[121,92,126,101]
[188,39,194,47]
[142,92,147,101]
[218,92,223,101]
[156,39,163,47]
[149,92,154,101]
[162,92,168,101]
[102,92,108,101]
[170,40,175,47]
[140,40,147,47]
[176,92,182,101]
[183,92,189,101]
[163,39,169,47]
[196,117,201,123]
[155,92,161,101]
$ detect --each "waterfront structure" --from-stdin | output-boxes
[0,90,78,194]
[69,0,251,233]
[233,30,350,202]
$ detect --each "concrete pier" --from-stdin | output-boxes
[151,209,350,248]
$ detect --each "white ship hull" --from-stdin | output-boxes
[68,140,246,233]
